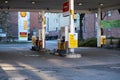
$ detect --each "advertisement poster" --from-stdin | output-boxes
[69,33,78,48]
[18,12,30,41]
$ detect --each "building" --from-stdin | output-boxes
[45,10,120,39]
[83,10,120,39]
[2,12,41,41]
[45,13,80,38]
[0,10,119,41]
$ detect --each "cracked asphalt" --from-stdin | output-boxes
[0,40,120,80]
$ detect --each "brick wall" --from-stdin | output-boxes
[8,10,120,40]
[84,10,120,39]
[84,13,96,39]
[9,12,18,37]
[103,10,120,37]
[30,12,41,37]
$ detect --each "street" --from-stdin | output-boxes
[0,40,120,80]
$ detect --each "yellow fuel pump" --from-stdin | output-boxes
[31,29,42,51]
[57,26,69,56]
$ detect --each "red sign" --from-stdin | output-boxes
[20,32,27,37]
[63,1,69,12]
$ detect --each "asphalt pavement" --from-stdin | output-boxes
[0,41,120,80]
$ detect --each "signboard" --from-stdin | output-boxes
[20,32,27,37]
[63,1,69,17]
[101,20,120,28]
[18,12,30,41]
[23,20,28,30]
[69,33,78,48]
[63,1,69,12]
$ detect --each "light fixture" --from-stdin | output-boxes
[78,3,82,6]
[32,1,35,4]
[100,3,103,6]
[5,0,8,4]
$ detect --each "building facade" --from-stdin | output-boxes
[45,10,120,39]
[83,10,120,39]
[45,13,80,38]
[1,10,119,41]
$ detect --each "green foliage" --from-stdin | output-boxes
[0,11,11,32]
[79,37,97,47]
[0,11,12,41]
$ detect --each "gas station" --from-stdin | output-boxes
[0,0,120,80]
[0,0,120,56]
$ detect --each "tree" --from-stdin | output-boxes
[0,11,11,41]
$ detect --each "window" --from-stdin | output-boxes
[107,11,112,16]
[83,17,86,33]
[108,28,111,31]
[95,13,98,18]
[47,18,49,32]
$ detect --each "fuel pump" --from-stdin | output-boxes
[57,26,69,56]
[32,11,46,51]
[31,29,42,51]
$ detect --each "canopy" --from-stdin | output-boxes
[0,0,120,12]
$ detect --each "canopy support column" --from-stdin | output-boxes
[69,0,75,54]
[42,11,45,49]
[97,8,101,47]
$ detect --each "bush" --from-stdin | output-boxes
[107,36,120,39]
[7,36,17,42]
[79,37,97,47]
